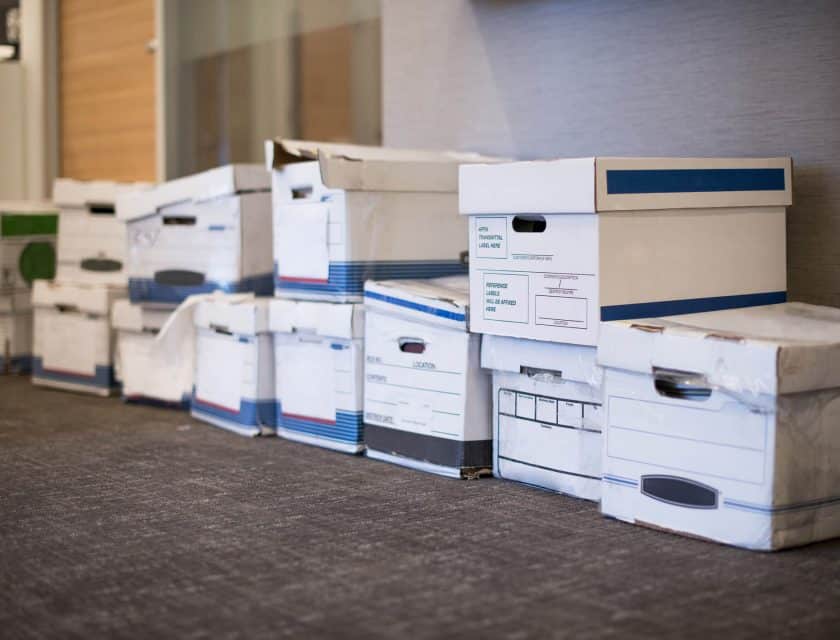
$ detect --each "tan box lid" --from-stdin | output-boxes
[265,138,499,193]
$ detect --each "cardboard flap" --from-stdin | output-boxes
[269,298,363,339]
[267,138,495,193]
[595,157,793,212]
[111,299,170,332]
[480,333,598,386]
[194,294,268,336]
[53,178,147,210]
[598,303,840,396]
[116,165,269,221]
[364,276,469,330]
[32,279,126,315]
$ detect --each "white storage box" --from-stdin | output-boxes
[31,280,126,396]
[363,276,492,478]
[191,295,275,437]
[1,202,58,308]
[482,334,603,501]
[269,298,365,453]
[53,178,141,285]
[265,140,492,302]
[112,300,192,407]
[116,165,272,306]
[460,157,791,345]
[0,309,33,373]
[599,302,840,551]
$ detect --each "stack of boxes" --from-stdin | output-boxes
[31,180,135,395]
[265,139,489,453]
[0,201,58,373]
[459,157,792,502]
[114,165,273,413]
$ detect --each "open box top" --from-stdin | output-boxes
[480,333,600,387]
[364,275,470,330]
[459,157,793,214]
[116,165,269,222]
[32,280,125,316]
[268,298,363,340]
[53,178,148,212]
[194,294,269,336]
[111,299,170,333]
[598,302,840,397]
[265,138,497,193]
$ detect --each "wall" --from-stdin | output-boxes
[0,64,26,199]
[382,0,840,307]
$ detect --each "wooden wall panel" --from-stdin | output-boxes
[59,0,155,182]
[383,0,840,307]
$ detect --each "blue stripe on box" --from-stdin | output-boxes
[129,272,274,305]
[0,354,32,374]
[278,409,364,444]
[275,260,467,297]
[600,291,786,321]
[723,495,840,515]
[606,168,787,195]
[364,289,466,323]
[31,357,116,389]
[191,396,276,427]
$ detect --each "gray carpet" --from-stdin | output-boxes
[1,376,839,639]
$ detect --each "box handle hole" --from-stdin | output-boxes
[512,215,546,233]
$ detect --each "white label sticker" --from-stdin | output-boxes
[483,272,529,323]
[475,217,507,259]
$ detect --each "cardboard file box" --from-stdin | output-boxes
[481,334,603,501]
[53,178,141,285]
[0,309,33,373]
[269,298,365,453]
[191,296,275,437]
[116,165,272,306]
[1,202,58,308]
[599,302,840,550]
[363,276,492,478]
[460,157,792,345]
[31,280,126,396]
[265,139,490,302]
[112,300,192,407]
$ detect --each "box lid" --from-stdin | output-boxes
[598,302,840,396]
[32,279,126,315]
[265,138,495,193]
[53,178,148,210]
[194,294,269,336]
[480,333,599,387]
[459,157,792,214]
[116,165,269,221]
[364,275,469,330]
[111,299,170,332]
[268,298,363,339]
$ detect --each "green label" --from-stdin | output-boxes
[1,213,59,237]
[18,242,56,283]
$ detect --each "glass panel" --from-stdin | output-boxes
[165,0,381,178]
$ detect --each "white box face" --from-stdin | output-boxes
[192,329,274,431]
[492,370,602,501]
[274,333,364,445]
[57,211,127,284]
[116,331,193,404]
[600,367,782,548]
[1,236,56,294]
[468,214,599,345]
[273,187,468,302]
[32,306,114,392]
[364,310,475,441]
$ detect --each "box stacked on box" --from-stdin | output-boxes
[459,156,793,501]
[265,139,490,454]
[0,201,58,373]
[363,276,492,478]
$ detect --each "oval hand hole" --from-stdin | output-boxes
[512,215,546,233]
[291,186,313,200]
[162,216,196,226]
[398,337,426,354]
[87,203,115,215]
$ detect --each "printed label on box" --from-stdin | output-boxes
[475,217,507,259]
[483,272,529,323]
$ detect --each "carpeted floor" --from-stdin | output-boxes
[1,377,839,639]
